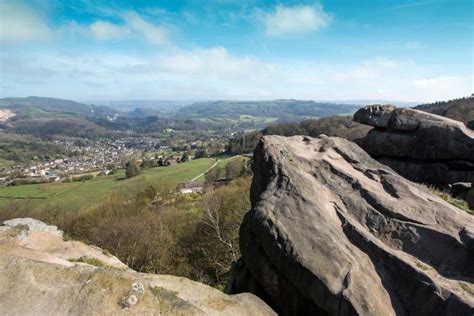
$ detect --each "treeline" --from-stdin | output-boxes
[227,115,371,154]
[10,118,110,139]
[415,96,474,127]
[178,100,359,120]
[0,176,251,289]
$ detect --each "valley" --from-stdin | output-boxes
[0,97,472,315]
[1,1,472,314]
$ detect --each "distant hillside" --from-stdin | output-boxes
[124,107,162,118]
[227,96,474,154]
[414,96,474,127]
[93,100,193,112]
[10,117,109,138]
[227,115,371,154]
[179,99,359,119]
[0,96,117,119]
[0,97,120,138]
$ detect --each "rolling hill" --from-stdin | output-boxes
[177,99,359,121]
[0,96,117,119]
[0,97,364,136]
[0,97,119,138]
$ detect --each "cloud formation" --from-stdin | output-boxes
[87,12,169,44]
[0,1,168,45]
[0,1,471,102]
[89,21,127,40]
[4,46,470,102]
[260,4,331,37]
[0,1,53,44]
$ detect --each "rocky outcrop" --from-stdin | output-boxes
[353,104,474,186]
[0,219,275,315]
[228,135,474,315]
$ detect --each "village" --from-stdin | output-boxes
[0,136,220,186]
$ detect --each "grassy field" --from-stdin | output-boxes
[0,158,217,212]
[239,115,278,124]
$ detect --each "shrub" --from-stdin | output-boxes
[125,160,140,178]
[225,158,245,180]
[0,176,252,289]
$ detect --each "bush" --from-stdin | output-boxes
[72,174,93,182]
[183,177,250,286]
[225,158,245,180]
[205,166,220,183]
[125,160,140,178]
[0,176,252,289]
[195,149,208,159]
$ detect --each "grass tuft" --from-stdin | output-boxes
[69,256,106,267]
[428,186,473,215]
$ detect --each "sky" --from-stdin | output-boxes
[0,0,472,102]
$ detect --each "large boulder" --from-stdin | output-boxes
[0,219,275,315]
[228,135,474,315]
[353,105,474,186]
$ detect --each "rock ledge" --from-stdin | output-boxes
[0,218,274,315]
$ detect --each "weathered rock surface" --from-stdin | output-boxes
[228,135,474,315]
[353,105,474,186]
[0,219,275,315]
[1,217,64,237]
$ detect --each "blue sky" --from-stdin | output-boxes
[0,0,472,102]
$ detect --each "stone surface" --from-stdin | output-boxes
[229,135,474,316]
[353,105,474,186]
[352,104,396,128]
[0,219,275,315]
[2,218,63,237]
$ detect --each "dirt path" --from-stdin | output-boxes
[188,160,219,182]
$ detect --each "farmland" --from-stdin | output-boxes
[0,158,217,211]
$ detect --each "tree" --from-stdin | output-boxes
[225,158,245,179]
[205,166,220,183]
[125,160,140,178]
[195,149,208,159]
[185,177,251,286]
[180,152,190,163]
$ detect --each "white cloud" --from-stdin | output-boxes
[86,13,170,44]
[0,1,53,44]
[89,21,128,40]
[87,12,168,44]
[158,47,274,77]
[0,47,277,99]
[122,11,168,44]
[1,48,471,103]
[0,1,168,45]
[260,4,331,37]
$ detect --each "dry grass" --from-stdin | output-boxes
[68,256,106,267]
[424,185,473,215]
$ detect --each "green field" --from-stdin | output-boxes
[239,115,278,124]
[0,158,217,212]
